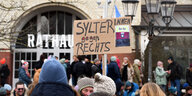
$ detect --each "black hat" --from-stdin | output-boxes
[168,57,174,61]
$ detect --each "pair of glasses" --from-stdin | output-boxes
[18,88,24,91]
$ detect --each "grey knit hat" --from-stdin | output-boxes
[110,56,116,62]
[89,92,112,96]
[77,77,94,92]
[94,73,116,95]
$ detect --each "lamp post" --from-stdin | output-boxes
[122,0,177,82]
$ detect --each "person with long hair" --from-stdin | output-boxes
[140,82,166,96]
[122,57,134,82]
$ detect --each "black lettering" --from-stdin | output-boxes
[95,36,99,42]
[106,19,114,33]
[93,22,100,34]
[121,19,127,24]
[100,22,106,33]
[117,19,121,25]
[76,43,84,55]
[95,42,100,52]
[89,43,94,52]
[88,22,94,34]
[104,42,110,52]
[100,42,105,52]
[114,19,116,25]
[84,43,89,53]
[83,22,89,36]
[76,22,84,35]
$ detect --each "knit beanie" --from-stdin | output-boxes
[59,58,65,64]
[125,81,132,87]
[77,77,94,92]
[89,92,112,96]
[94,73,116,95]
[39,58,67,84]
[169,87,177,94]
[4,84,12,91]
[110,56,116,62]
[21,60,29,69]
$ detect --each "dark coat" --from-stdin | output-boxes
[107,61,121,81]
[71,61,78,76]
[0,64,10,85]
[167,62,182,81]
[19,67,31,86]
[122,65,128,82]
[91,64,102,77]
[85,62,93,78]
[73,61,86,78]
[65,62,71,81]
[31,82,76,96]
[186,69,192,86]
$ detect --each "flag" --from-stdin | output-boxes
[115,5,121,18]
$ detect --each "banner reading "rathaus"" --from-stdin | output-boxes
[73,17,133,55]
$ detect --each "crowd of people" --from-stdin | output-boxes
[0,55,192,96]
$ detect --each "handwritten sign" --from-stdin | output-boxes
[73,17,133,55]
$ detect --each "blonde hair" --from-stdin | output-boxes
[140,82,165,96]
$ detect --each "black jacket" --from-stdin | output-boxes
[31,82,76,96]
[0,64,10,78]
[85,62,93,78]
[91,64,102,77]
[73,61,86,78]
[186,69,192,86]
[122,65,128,82]
[167,62,182,81]
[71,61,78,75]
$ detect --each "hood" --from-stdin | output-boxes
[39,58,67,84]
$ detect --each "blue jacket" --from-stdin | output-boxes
[107,61,121,81]
[19,67,31,86]
[31,82,75,96]
[123,83,139,96]
[31,58,73,96]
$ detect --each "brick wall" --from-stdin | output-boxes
[0,51,13,86]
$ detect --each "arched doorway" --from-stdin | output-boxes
[12,3,90,85]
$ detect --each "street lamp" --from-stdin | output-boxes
[122,0,139,20]
[122,0,177,82]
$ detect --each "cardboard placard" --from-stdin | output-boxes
[73,17,133,55]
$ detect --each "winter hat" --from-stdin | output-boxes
[94,73,116,95]
[125,81,132,87]
[77,77,94,92]
[59,58,65,64]
[39,58,67,84]
[183,83,189,89]
[4,84,11,91]
[89,92,112,96]
[168,57,174,61]
[0,87,6,95]
[190,64,192,67]
[21,60,29,69]
[110,56,116,62]
[169,87,177,94]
